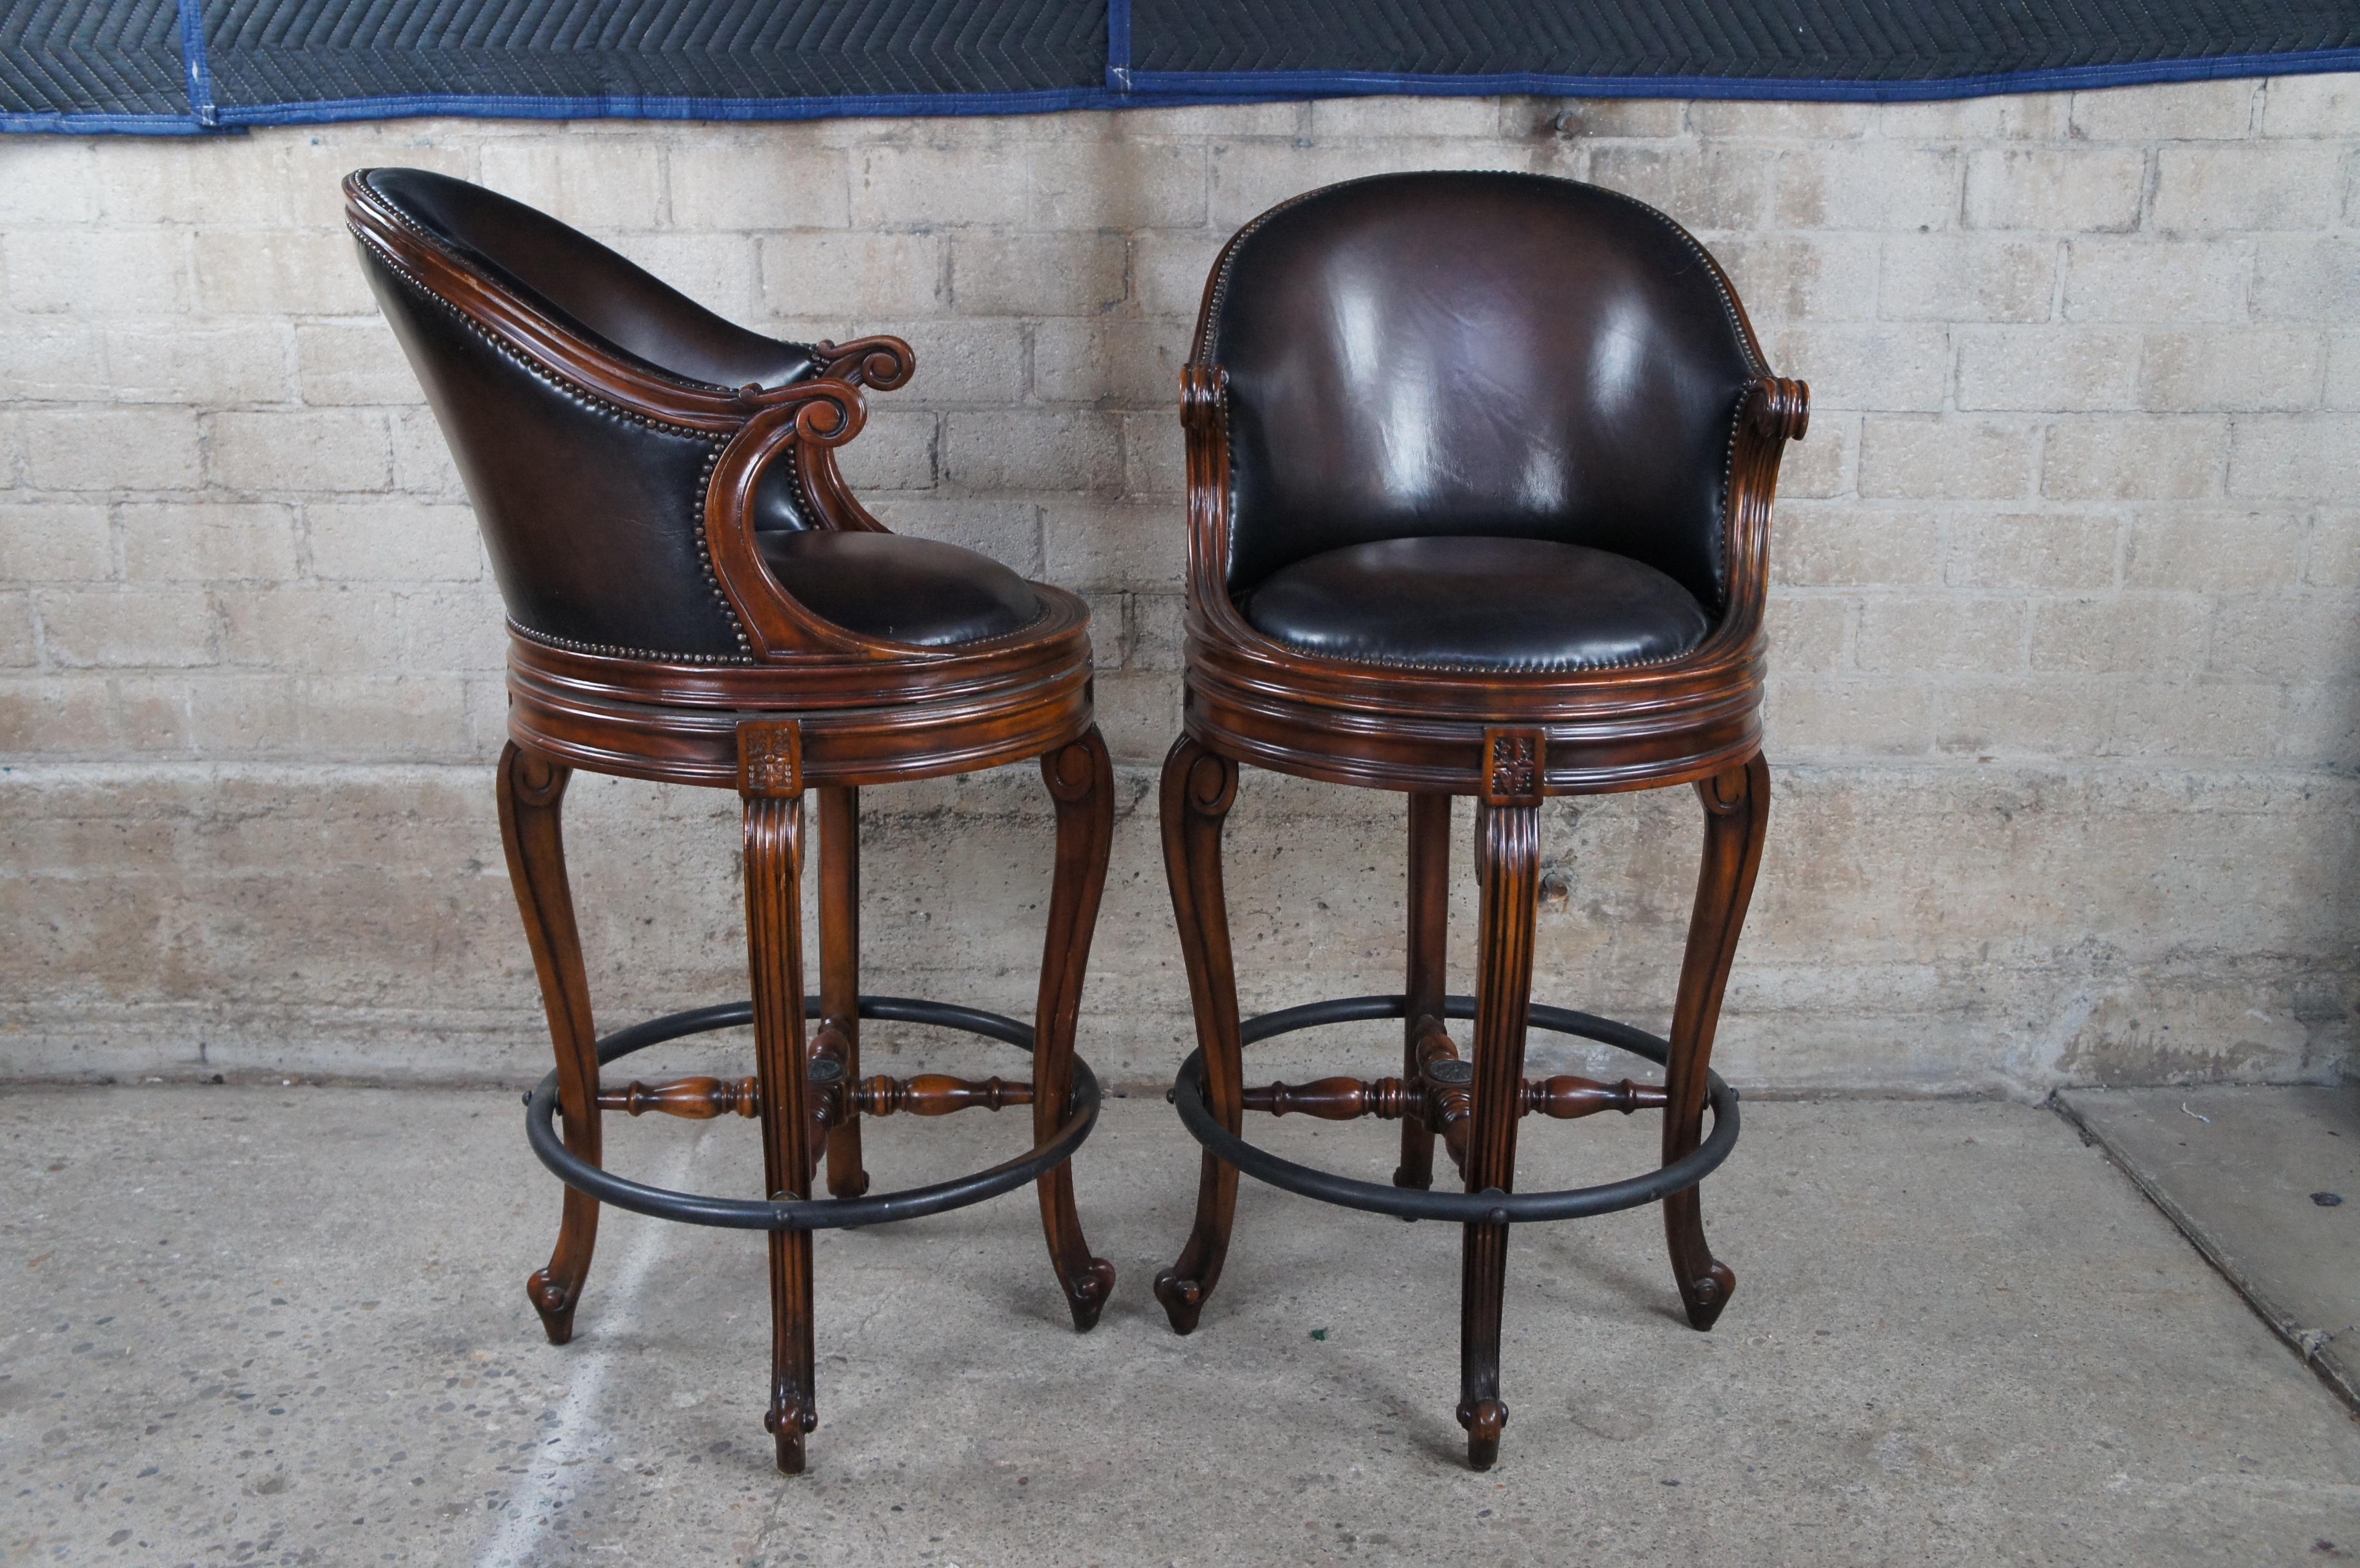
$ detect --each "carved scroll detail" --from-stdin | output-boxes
[1481,728,1546,807]
[809,336,915,392]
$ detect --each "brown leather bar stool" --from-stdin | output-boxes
[346,169,1117,1474]
[1150,172,1808,1469]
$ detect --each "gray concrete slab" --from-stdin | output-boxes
[5,1083,2358,1567]
[2056,1084,2360,1411]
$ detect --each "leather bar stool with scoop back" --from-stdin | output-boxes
[346,168,1118,1475]
[1151,172,1808,1470]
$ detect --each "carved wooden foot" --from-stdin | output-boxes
[1394,793,1451,1195]
[741,722,818,1475]
[1662,753,1769,1333]
[1154,736,1244,1335]
[1034,729,1119,1331]
[498,741,602,1347]
[816,787,870,1200]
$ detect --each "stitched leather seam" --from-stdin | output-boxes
[508,620,751,666]
[356,229,756,663]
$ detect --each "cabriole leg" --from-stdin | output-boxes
[1033,728,1119,1330]
[1663,752,1770,1331]
[817,787,868,1200]
[1396,792,1451,1192]
[1458,796,1540,1470]
[1152,735,1244,1335]
[740,723,816,1475]
[498,741,601,1346]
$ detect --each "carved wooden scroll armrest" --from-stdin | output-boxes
[809,335,916,392]
[1720,374,1811,623]
[704,378,880,659]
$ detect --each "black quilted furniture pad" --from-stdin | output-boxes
[1,0,189,126]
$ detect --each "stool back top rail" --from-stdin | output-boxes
[1151,171,1805,1469]
[347,169,1118,1475]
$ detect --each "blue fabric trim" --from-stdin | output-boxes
[1107,0,1133,93]
[174,0,217,126]
[1128,49,2360,105]
[0,111,207,135]
[209,86,1136,126]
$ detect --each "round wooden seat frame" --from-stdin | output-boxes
[348,173,1119,1477]
[1150,176,1809,1470]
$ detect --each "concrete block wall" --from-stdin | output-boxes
[2,78,2356,1092]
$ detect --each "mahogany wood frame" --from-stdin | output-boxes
[1154,207,1807,1471]
[349,174,1117,1476]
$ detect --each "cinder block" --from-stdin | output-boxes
[194,228,376,316]
[277,130,470,230]
[478,140,664,231]
[2261,73,2360,137]
[294,673,473,759]
[1131,231,1226,319]
[389,408,467,500]
[2278,678,2360,767]
[1030,139,1209,230]
[941,409,1121,493]
[106,672,192,752]
[759,317,1026,405]
[1040,501,1184,592]
[2029,594,2208,673]
[854,142,1033,229]
[761,232,946,319]
[1773,146,1959,231]
[1946,511,2119,589]
[1710,236,1880,322]
[1088,669,1181,765]
[1307,95,1507,139]
[2042,418,2224,501]
[2124,509,2304,591]
[2139,329,2325,412]
[307,500,483,581]
[4,227,190,315]
[1880,236,2056,323]
[1760,675,1932,756]
[0,592,33,666]
[2328,334,2360,411]
[92,136,294,226]
[1126,591,1186,671]
[184,672,304,757]
[0,317,109,401]
[860,497,1043,577]
[1773,413,1853,499]
[2250,238,2360,321]
[829,409,938,492]
[37,587,217,667]
[1964,149,2145,233]
[949,232,1127,317]
[2110,676,2288,760]
[1766,323,1950,413]
[2063,239,2249,324]
[668,142,852,230]
[294,321,418,406]
[1586,144,1773,231]
[1935,677,2111,758]
[121,503,299,582]
[1115,102,1305,139]
[1858,416,2035,499]
[1688,100,1870,139]
[1873,94,2069,140]
[1954,326,2141,412]
[1769,503,1939,588]
[1122,412,1185,498]
[1033,317,1192,407]
[602,232,761,323]
[209,410,393,494]
[220,585,399,673]
[20,409,202,492]
[1516,97,1685,138]
[0,141,99,223]
[1855,595,2024,673]
[2307,511,2360,588]
[2208,594,2360,678]
[2225,416,2360,501]
[102,323,293,405]
[2069,80,2257,142]
[0,676,111,753]
[1762,593,1847,672]
[2151,146,2343,233]
[395,587,508,672]
[1212,141,1495,230]
[0,503,114,581]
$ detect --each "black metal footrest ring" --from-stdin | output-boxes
[525,995,1099,1232]
[1171,993,1737,1225]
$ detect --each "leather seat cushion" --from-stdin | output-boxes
[756,530,1040,648]
[1238,536,1711,672]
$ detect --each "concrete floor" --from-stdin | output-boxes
[6,1077,2359,1567]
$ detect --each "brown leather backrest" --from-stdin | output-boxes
[1206,172,1761,611]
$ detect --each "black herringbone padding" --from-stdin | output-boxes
[1132,0,2360,81]
[201,0,1103,108]
[1,0,184,117]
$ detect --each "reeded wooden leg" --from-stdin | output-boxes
[1033,728,1119,1330]
[498,741,601,1347]
[740,723,815,1475]
[1152,735,1244,1335]
[1663,752,1770,1332]
[1396,793,1451,1192]
[1458,796,1540,1470]
[817,787,868,1200]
